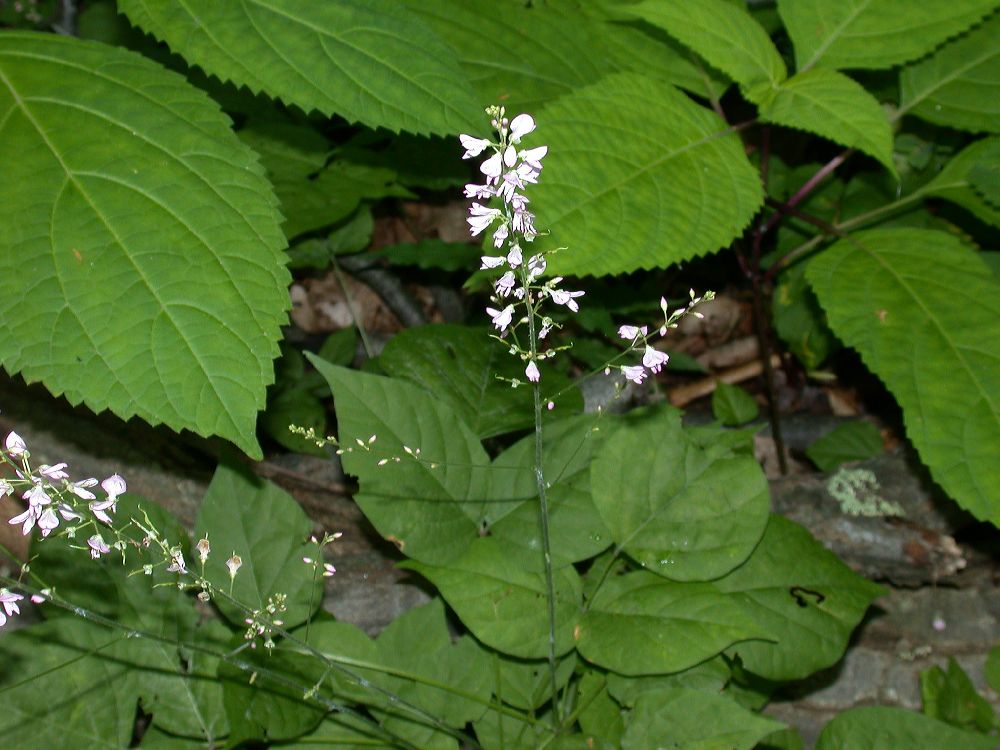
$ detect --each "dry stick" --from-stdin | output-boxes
[669,355,780,408]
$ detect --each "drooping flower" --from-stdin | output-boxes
[68,478,98,500]
[5,432,26,456]
[525,360,540,382]
[468,203,501,236]
[480,255,505,270]
[88,534,111,559]
[90,498,117,525]
[464,183,494,200]
[480,151,504,184]
[102,474,126,501]
[519,145,547,171]
[487,305,515,332]
[642,346,669,373]
[549,287,585,313]
[39,463,69,480]
[9,505,39,535]
[492,222,509,248]
[506,244,523,268]
[495,271,517,297]
[509,113,535,143]
[618,325,647,341]
[37,508,60,537]
[0,589,23,627]
[622,365,647,385]
[459,134,491,159]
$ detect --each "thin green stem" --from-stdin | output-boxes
[525,284,562,731]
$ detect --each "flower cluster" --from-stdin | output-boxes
[2,431,126,544]
[613,290,715,384]
[462,106,585,384]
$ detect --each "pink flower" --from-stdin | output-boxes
[468,203,501,236]
[39,463,69,480]
[487,305,515,332]
[68,478,98,500]
[506,244,523,268]
[480,255,505,270]
[4,432,26,456]
[525,361,540,382]
[550,288,585,313]
[642,346,669,374]
[90,498,117,525]
[37,507,59,537]
[480,151,504,184]
[464,183,493,200]
[0,480,13,498]
[622,365,647,385]
[509,113,535,143]
[495,271,516,298]
[618,325,647,341]
[9,505,39,535]
[88,534,111,559]
[519,145,547,170]
[459,134,491,159]
[0,589,23,627]
[492,222,509,248]
[101,474,126,501]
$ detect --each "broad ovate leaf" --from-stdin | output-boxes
[753,69,895,173]
[577,570,768,676]
[815,706,998,750]
[716,515,885,681]
[309,357,486,565]
[533,73,762,277]
[0,619,140,747]
[0,33,289,458]
[379,324,581,440]
[622,688,784,750]
[195,463,322,629]
[402,537,582,660]
[591,410,770,581]
[629,0,786,90]
[777,0,999,71]
[898,13,1000,134]
[807,228,1000,525]
[405,0,612,114]
[117,0,479,135]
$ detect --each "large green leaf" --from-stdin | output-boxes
[238,119,411,240]
[576,570,768,676]
[0,32,288,458]
[194,463,323,629]
[486,414,612,564]
[777,0,999,71]
[405,0,609,114]
[919,137,1000,227]
[628,0,786,90]
[621,688,784,750]
[372,599,491,747]
[814,707,997,750]
[309,357,487,564]
[753,69,895,172]
[715,515,885,681]
[898,13,1000,134]
[117,0,479,135]
[591,410,770,581]
[0,619,139,748]
[378,324,582,440]
[532,73,763,277]
[402,537,582,660]
[807,228,1000,524]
